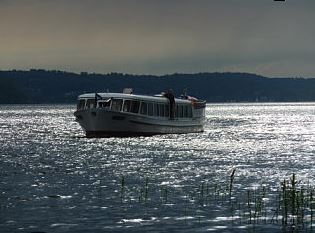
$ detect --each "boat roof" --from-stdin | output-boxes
[78,92,192,104]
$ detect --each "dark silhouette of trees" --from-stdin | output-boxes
[0,69,315,104]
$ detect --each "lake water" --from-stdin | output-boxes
[1,103,315,232]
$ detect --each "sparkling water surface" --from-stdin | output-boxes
[1,103,315,232]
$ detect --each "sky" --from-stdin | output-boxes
[0,0,315,77]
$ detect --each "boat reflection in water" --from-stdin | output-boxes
[74,89,206,137]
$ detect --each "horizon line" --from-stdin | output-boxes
[1,68,313,79]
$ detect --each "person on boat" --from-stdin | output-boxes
[163,89,175,119]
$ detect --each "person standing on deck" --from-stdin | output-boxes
[163,89,175,119]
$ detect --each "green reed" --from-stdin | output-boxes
[144,177,149,203]
[114,173,315,231]
[120,175,125,203]
[229,168,236,200]
[310,189,314,230]
[160,186,168,204]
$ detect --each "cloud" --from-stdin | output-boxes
[0,0,315,77]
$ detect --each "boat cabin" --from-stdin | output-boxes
[76,93,197,119]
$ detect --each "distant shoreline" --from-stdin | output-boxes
[1,70,315,104]
[2,101,315,106]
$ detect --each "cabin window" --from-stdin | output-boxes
[188,105,192,118]
[165,105,170,117]
[130,101,140,113]
[77,99,85,110]
[148,103,154,116]
[178,105,183,118]
[159,104,165,117]
[140,102,147,115]
[122,100,140,113]
[111,99,123,111]
[183,105,188,118]
[86,99,95,109]
[123,100,131,112]
[175,105,185,118]
[154,103,159,116]
[98,99,111,108]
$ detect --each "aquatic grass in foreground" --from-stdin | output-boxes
[114,172,315,231]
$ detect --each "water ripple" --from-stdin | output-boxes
[1,103,315,232]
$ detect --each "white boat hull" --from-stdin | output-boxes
[74,108,204,137]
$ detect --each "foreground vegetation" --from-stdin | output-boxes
[113,172,315,231]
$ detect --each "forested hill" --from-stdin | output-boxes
[0,70,315,104]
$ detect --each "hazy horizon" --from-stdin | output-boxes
[1,0,315,77]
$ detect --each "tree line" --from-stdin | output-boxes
[0,69,315,104]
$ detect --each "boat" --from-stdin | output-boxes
[74,89,206,137]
